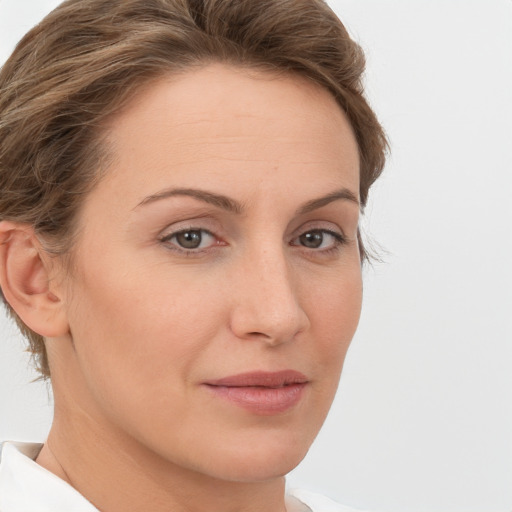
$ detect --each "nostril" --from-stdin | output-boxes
[228,276,310,344]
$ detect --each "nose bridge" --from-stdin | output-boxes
[230,239,309,343]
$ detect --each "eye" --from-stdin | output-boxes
[161,228,217,251]
[292,229,345,250]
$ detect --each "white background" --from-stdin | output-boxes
[0,1,511,511]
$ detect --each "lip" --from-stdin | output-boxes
[203,370,309,415]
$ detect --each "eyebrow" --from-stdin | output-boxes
[135,186,359,213]
[297,188,359,214]
[136,188,243,213]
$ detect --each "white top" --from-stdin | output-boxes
[0,441,368,512]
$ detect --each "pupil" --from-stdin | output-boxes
[177,230,202,249]
[300,231,323,248]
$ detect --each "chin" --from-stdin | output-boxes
[195,432,313,483]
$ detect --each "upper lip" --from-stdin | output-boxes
[204,370,308,388]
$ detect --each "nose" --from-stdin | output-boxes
[229,246,310,345]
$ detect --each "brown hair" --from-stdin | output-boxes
[0,0,387,378]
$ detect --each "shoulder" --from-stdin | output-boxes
[288,488,377,512]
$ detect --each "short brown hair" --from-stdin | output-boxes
[0,0,387,378]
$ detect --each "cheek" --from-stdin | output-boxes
[307,262,363,335]
[63,259,221,407]
[305,265,363,378]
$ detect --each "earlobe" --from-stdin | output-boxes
[0,221,69,338]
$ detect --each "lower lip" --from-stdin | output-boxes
[204,383,307,415]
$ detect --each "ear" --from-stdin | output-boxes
[0,221,69,338]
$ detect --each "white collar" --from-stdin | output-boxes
[0,441,362,512]
[0,441,98,511]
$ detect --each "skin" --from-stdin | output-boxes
[2,64,362,512]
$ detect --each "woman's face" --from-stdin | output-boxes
[54,64,362,482]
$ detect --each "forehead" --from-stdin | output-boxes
[93,63,360,207]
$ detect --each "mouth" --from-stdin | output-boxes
[203,370,309,415]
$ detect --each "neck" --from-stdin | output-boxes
[37,404,287,512]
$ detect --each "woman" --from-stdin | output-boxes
[0,0,387,510]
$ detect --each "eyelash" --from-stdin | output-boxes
[159,227,347,256]
[159,228,220,256]
[290,229,347,256]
